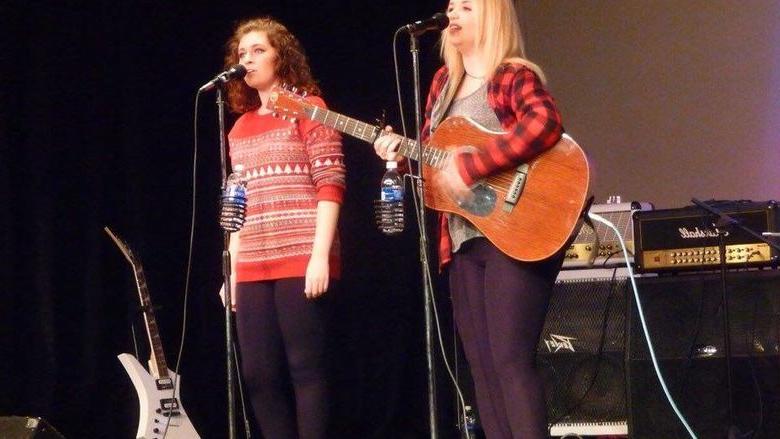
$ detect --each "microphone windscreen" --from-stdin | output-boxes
[229,64,247,78]
[432,12,449,30]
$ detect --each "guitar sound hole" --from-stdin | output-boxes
[459,183,496,217]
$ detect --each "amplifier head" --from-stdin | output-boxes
[564,200,653,269]
[633,200,780,272]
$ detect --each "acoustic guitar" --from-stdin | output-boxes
[268,88,591,262]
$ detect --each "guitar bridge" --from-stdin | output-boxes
[503,163,529,212]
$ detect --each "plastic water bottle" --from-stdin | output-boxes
[219,165,247,233]
[464,405,478,437]
[377,160,404,234]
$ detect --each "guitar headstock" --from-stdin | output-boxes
[104,226,137,268]
[268,85,313,123]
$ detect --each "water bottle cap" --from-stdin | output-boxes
[385,160,398,169]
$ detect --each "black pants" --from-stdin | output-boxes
[449,238,562,439]
[235,278,334,439]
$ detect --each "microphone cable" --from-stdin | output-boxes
[158,88,202,439]
[391,27,474,439]
[163,88,253,439]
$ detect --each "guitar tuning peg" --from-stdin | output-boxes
[291,86,298,93]
[281,114,288,120]
[281,82,288,90]
[301,91,308,98]
[272,112,278,118]
[290,118,297,123]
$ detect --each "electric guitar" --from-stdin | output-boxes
[105,227,200,439]
[268,87,591,261]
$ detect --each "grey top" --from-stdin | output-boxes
[444,82,502,253]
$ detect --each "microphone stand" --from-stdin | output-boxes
[408,32,439,439]
[690,198,780,438]
[215,85,237,439]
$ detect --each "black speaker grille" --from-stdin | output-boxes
[536,275,628,424]
[631,271,780,360]
[628,270,780,438]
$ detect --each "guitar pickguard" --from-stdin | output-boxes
[459,182,497,217]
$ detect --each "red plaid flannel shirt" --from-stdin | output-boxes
[421,63,564,267]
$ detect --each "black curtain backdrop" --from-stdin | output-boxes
[1,1,467,438]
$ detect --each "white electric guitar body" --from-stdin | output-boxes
[106,227,200,439]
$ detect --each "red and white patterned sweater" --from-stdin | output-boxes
[228,96,346,282]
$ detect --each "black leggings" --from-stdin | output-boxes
[449,238,561,439]
[235,278,333,439]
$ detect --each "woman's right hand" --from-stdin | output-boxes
[373,126,403,161]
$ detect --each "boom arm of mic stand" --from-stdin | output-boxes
[409,33,439,439]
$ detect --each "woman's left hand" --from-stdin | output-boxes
[305,254,330,299]
[436,153,473,205]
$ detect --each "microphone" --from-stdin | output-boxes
[403,12,449,36]
[219,166,248,233]
[198,64,248,93]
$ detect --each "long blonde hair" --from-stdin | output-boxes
[439,0,544,103]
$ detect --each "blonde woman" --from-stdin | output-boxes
[374,1,564,437]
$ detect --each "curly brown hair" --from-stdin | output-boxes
[224,17,320,114]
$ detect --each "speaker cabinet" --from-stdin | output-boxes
[0,417,64,439]
[536,269,630,435]
[628,270,780,438]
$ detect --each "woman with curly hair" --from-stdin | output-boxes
[221,17,345,439]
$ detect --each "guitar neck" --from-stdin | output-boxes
[133,266,168,379]
[303,105,450,168]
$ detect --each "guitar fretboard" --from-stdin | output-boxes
[105,226,170,381]
[302,104,451,169]
[134,266,168,379]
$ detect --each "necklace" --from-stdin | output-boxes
[464,71,485,80]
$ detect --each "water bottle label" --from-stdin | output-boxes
[225,184,247,199]
[381,186,403,202]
